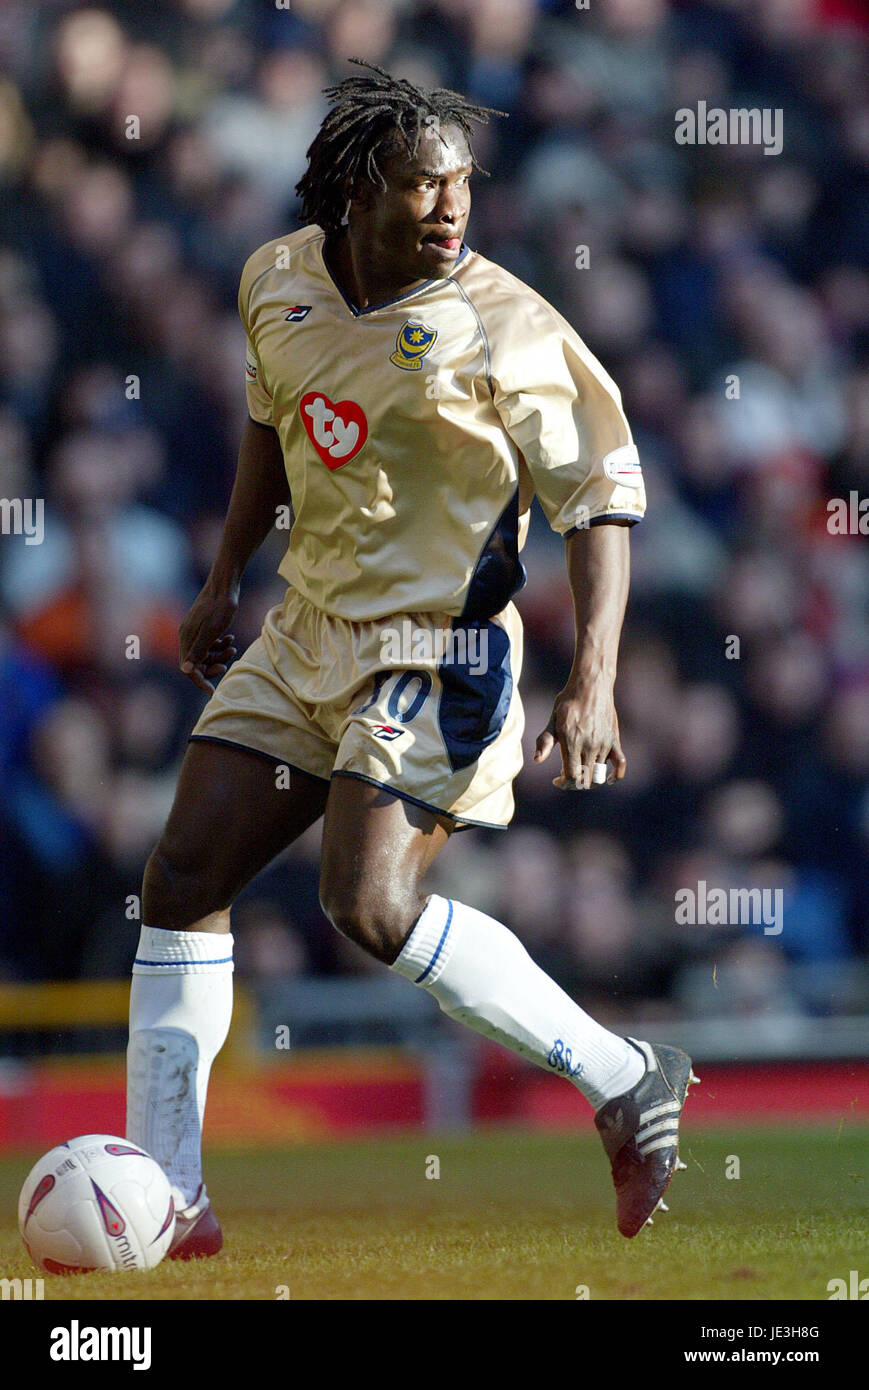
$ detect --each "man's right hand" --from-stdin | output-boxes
[178,585,239,695]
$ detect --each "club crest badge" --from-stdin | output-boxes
[389,319,438,371]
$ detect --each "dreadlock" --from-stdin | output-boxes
[296,59,506,237]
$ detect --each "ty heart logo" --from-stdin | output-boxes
[300,391,368,469]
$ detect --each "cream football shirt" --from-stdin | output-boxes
[240,226,645,622]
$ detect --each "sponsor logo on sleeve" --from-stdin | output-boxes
[602,444,643,488]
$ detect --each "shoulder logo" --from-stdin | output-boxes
[389,319,437,371]
[283,305,312,321]
[299,390,368,469]
[602,444,643,489]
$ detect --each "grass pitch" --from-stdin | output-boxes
[1,1126,865,1300]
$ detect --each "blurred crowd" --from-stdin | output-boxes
[0,0,867,1031]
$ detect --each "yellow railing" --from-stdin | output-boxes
[0,981,258,1060]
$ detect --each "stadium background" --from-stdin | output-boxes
[0,0,866,1152]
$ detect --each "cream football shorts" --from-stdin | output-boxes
[189,587,525,829]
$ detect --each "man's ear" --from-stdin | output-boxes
[346,177,374,215]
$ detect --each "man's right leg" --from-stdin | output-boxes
[126,739,329,1256]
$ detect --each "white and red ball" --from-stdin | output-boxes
[18,1134,175,1273]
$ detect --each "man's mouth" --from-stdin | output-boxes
[424,233,461,251]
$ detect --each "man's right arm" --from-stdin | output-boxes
[179,418,290,694]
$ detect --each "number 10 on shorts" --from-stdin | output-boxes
[354,670,433,725]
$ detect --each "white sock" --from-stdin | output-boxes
[391,895,644,1111]
[127,925,234,1209]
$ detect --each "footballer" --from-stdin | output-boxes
[126,61,698,1259]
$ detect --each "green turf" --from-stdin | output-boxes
[1,1126,866,1300]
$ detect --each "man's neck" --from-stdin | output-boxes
[324,234,428,311]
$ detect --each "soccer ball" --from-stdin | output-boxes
[18,1134,175,1273]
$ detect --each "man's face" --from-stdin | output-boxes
[349,121,473,284]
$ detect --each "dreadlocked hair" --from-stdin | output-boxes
[296,58,506,237]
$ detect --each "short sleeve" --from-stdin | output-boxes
[238,250,274,426]
[490,301,646,535]
[244,335,274,426]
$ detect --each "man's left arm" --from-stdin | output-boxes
[534,520,630,789]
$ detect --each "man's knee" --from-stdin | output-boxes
[319,875,418,964]
[142,839,232,930]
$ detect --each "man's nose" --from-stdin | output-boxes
[436,184,467,223]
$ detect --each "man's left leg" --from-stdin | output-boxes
[319,776,697,1237]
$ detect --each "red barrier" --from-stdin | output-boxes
[0,1053,866,1153]
[474,1049,869,1127]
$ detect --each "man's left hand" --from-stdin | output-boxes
[533,681,627,789]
